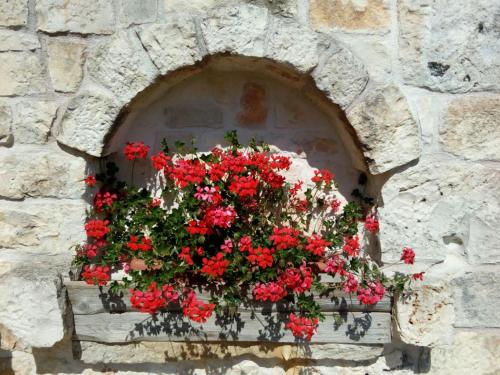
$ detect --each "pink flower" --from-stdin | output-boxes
[364,215,380,234]
[220,239,233,254]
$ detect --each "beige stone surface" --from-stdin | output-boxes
[0,0,28,26]
[0,52,46,96]
[36,0,115,34]
[347,84,420,173]
[0,105,13,146]
[310,0,391,32]
[395,283,454,347]
[440,95,500,161]
[57,90,121,156]
[120,0,157,26]
[47,39,86,93]
[13,100,58,144]
[398,0,500,93]
[0,146,86,199]
[0,30,40,51]
[138,17,202,75]
[87,31,158,103]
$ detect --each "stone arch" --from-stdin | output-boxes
[56,4,419,175]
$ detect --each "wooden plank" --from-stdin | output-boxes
[73,310,391,344]
[65,281,392,315]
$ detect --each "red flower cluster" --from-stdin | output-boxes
[151,151,172,173]
[186,220,210,235]
[238,236,253,252]
[94,191,118,212]
[84,175,97,187]
[364,215,380,234]
[311,169,334,185]
[178,246,194,265]
[171,159,206,188]
[286,313,318,341]
[269,226,300,250]
[229,175,259,198]
[324,255,348,276]
[247,246,275,269]
[253,282,288,302]
[357,281,385,305]
[331,198,341,213]
[124,142,150,160]
[343,236,360,257]
[279,264,313,293]
[85,220,110,239]
[201,252,229,278]
[130,282,179,314]
[412,272,425,281]
[305,234,331,257]
[181,291,215,323]
[401,247,415,264]
[204,206,236,228]
[343,274,359,293]
[82,265,110,286]
[127,236,153,252]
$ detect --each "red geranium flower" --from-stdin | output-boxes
[82,265,110,286]
[201,252,229,278]
[85,220,110,239]
[401,247,415,264]
[412,272,425,281]
[311,169,334,185]
[286,313,318,341]
[253,282,288,302]
[127,236,153,252]
[343,236,360,257]
[247,246,275,269]
[364,215,380,234]
[124,142,150,160]
[269,226,300,250]
[84,175,97,187]
[182,291,215,323]
[305,234,331,257]
[229,175,259,198]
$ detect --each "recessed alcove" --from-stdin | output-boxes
[105,55,368,202]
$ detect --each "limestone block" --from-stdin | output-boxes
[430,330,500,374]
[0,30,39,51]
[119,0,157,26]
[452,271,500,328]
[440,95,500,161]
[0,250,69,347]
[395,283,454,346]
[200,5,269,57]
[0,105,13,146]
[47,39,86,93]
[312,46,368,108]
[346,84,420,174]
[0,0,28,26]
[265,18,330,73]
[379,159,500,264]
[0,52,46,96]
[13,100,58,144]
[138,17,202,76]
[87,31,159,103]
[248,0,297,18]
[36,0,115,34]
[398,0,500,93]
[310,0,391,33]
[57,90,121,156]
[0,146,86,199]
[0,199,86,250]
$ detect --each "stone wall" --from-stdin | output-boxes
[0,0,499,374]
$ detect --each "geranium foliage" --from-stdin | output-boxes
[75,131,419,341]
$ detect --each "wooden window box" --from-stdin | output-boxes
[65,281,392,345]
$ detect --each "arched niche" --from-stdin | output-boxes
[104,55,368,202]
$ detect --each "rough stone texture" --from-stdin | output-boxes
[265,18,330,73]
[452,271,500,328]
[13,100,58,144]
[398,0,500,93]
[395,283,454,346]
[312,46,369,108]
[36,0,115,34]
[0,199,86,250]
[47,39,86,93]
[346,84,420,174]
[0,30,40,52]
[0,146,86,199]
[429,330,500,374]
[120,0,157,26]
[200,5,269,57]
[379,159,500,264]
[310,0,391,33]
[440,95,500,161]
[87,31,158,103]
[0,0,28,26]
[57,90,121,156]
[138,17,203,75]
[0,52,46,96]
[0,250,67,348]
[0,105,13,146]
